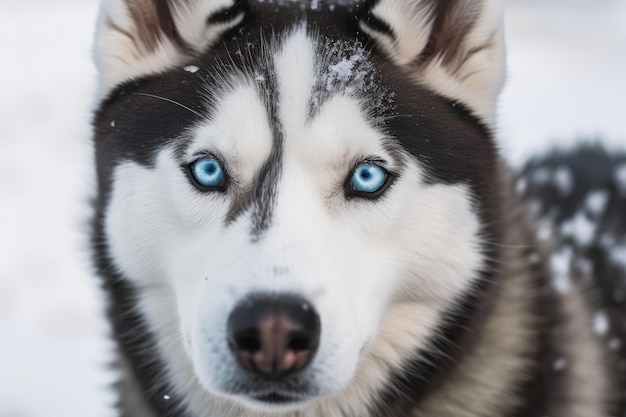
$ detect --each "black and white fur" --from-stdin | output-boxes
[90,0,626,416]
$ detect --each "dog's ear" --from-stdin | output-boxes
[360,0,505,125]
[94,0,246,95]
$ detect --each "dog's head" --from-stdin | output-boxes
[92,0,505,415]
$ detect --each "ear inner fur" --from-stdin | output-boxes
[125,0,161,51]
[417,2,482,68]
[359,0,504,125]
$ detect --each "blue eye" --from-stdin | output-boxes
[350,163,389,194]
[189,156,225,189]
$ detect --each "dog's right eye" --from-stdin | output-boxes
[347,162,391,198]
[187,156,226,191]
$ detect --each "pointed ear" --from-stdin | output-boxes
[359,0,505,125]
[94,0,246,95]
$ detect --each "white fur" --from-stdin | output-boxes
[104,29,486,416]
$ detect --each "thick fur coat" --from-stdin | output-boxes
[90,0,626,416]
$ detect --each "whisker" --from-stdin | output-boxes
[133,92,204,118]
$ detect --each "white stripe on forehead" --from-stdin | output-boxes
[273,26,391,126]
[267,29,402,227]
[274,27,315,134]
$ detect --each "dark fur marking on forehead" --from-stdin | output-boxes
[198,36,284,237]
[249,137,283,240]
[223,67,284,239]
[247,40,284,239]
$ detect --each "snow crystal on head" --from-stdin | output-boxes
[326,55,361,90]
[309,39,394,124]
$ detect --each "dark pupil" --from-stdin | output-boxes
[360,169,372,180]
[205,163,216,174]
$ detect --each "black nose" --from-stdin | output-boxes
[227,295,320,377]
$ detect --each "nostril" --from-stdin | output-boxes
[232,330,261,353]
[288,333,313,351]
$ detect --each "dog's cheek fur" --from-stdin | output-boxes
[322,182,486,416]
[103,154,249,413]
[105,160,174,286]
[384,178,485,303]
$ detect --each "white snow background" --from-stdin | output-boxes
[0,0,625,416]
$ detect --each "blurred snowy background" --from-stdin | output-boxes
[0,0,625,416]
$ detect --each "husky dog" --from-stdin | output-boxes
[90,0,626,416]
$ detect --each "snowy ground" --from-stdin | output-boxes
[0,0,625,416]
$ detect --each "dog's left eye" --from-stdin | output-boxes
[350,162,389,195]
[188,156,226,190]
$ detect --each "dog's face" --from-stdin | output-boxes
[93,0,505,415]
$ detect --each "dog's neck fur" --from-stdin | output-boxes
[110,170,609,417]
